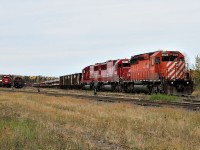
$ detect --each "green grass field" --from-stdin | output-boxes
[0,91,200,149]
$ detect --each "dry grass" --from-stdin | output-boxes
[0,91,200,149]
[193,89,200,98]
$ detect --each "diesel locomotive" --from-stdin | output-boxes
[13,77,25,88]
[127,51,193,95]
[2,75,12,88]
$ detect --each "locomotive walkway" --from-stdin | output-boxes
[0,87,200,111]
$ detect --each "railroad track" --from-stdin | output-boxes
[1,88,200,111]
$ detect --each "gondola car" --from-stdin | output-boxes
[60,73,82,89]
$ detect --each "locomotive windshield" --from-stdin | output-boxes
[162,56,178,61]
[162,51,179,62]
[162,56,169,62]
[169,56,178,61]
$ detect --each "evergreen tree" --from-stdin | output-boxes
[194,55,200,89]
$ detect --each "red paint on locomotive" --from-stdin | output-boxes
[2,75,12,88]
[81,59,130,83]
[130,51,187,81]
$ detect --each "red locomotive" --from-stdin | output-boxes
[127,50,193,95]
[2,75,12,88]
[81,59,130,91]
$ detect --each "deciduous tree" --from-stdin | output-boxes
[193,55,200,89]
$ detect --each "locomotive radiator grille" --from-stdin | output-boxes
[166,61,185,80]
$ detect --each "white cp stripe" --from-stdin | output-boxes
[167,62,176,72]
[167,61,173,67]
[177,63,185,79]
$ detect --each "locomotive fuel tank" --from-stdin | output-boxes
[102,85,112,91]
[83,85,92,90]
[133,85,150,93]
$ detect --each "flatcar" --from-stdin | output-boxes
[33,79,59,88]
[43,79,60,88]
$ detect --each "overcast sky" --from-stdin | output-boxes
[0,0,200,77]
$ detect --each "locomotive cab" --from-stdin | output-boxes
[114,59,130,81]
[150,51,193,95]
[149,51,187,80]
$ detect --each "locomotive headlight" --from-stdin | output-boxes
[171,82,174,85]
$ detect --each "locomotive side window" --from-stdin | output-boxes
[123,63,130,67]
[162,52,169,61]
[155,57,160,64]
[94,66,98,71]
[101,64,107,70]
[130,58,138,65]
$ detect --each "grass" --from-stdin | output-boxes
[148,94,182,102]
[0,91,200,149]
[193,86,200,98]
[0,103,85,150]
